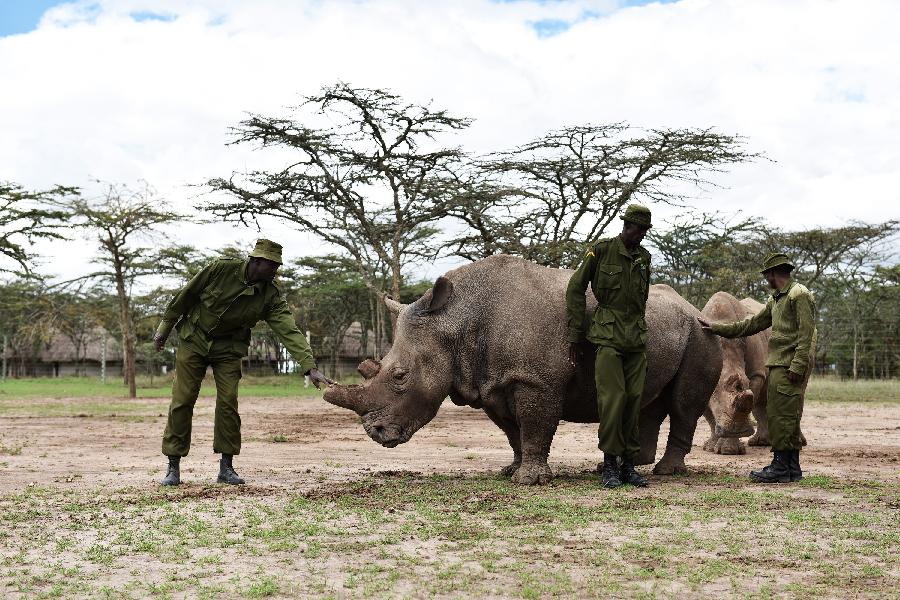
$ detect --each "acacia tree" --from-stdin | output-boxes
[73,182,181,398]
[449,124,759,268]
[0,182,76,275]
[646,212,765,306]
[204,83,471,300]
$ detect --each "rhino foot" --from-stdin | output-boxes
[499,461,521,477]
[511,462,552,486]
[653,459,688,476]
[747,433,770,447]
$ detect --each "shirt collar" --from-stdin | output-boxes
[615,235,638,259]
[773,279,795,299]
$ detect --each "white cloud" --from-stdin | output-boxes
[1,0,898,281]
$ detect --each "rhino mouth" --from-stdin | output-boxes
[715,422,755,439]
[362,411,417,448]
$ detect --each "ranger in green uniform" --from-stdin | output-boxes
[566,204,653,489]
[698,252,816,483]
[154,239,333,486]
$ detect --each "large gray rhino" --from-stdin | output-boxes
[323,255,722,485]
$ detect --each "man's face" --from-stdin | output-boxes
[622,222,649,246]
[248,257,280,282]
[764,270,778,289]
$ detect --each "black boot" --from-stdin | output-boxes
[217,454,245,485]
[160,456,180,486]
[789,449,803,482]
[620,457,648,487]
[600,454,623,489]
[750,450,792,483]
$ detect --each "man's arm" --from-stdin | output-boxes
[154,262,217,348]
[565,246,598,365]
[706,300,773,339]
[265,295,318,375]
[788,292,816,377]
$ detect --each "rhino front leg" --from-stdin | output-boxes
[747,398,770,446]
[654,388,706,476]
[510,386,559,486]
[483,406,522,477]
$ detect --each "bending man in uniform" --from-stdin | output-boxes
[566,204,653,489]
[154,239,333,486]
[698,252,816,483]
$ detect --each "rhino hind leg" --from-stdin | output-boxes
[637,398,668,465]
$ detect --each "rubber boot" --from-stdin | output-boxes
[790,449,803,482]
[600,454,623,489]
[749,450,792,483]
[160,456,181,486]
[217,454,245,485]
[620,457,648,487]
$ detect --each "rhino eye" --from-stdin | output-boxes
[392,369,408,381]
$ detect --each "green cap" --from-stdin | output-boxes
[619,204,652,229]
[248,239,283,264]
[760,252,794,273]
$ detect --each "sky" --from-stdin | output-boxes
[0,0,898,282]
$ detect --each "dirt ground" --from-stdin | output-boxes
[1,395,898,492]
[1,396,898,599]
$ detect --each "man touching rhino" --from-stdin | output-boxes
[566,204,653,489]
[698,253,816,483]
[154,239,333,486]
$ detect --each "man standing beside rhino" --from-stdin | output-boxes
[699,253,816,483]
[565,204,653,489]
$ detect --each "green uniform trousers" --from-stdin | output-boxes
[766,366,805,451]
[162,340,243,457]
[595,346,647,458]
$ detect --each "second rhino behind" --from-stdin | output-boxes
[323,255,722,484]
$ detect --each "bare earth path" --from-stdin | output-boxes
[0,395,897,599]
[1,396,898,492]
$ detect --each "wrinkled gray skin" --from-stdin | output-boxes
[700,293,770,455]
[323,255,722,485]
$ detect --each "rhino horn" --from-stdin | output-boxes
[732,389,754,414]
[357,358,381,379]
[322,384,379,415]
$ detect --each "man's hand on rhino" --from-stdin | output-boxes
[308,368,335,390]
[697,316,715,333]
[568,342,580,367]
[153,333,167,352]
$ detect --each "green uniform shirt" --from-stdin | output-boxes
[565,236,652,352]
[712,280,817,377]
[155,259,317,374]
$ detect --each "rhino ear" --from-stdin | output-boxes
[425,276,453,313]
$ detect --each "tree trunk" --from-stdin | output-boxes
[114,266,137,398]
[852,321,858,381]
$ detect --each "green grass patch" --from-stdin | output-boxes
[806,376,899,404]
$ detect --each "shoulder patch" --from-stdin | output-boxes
[788,283,813,301]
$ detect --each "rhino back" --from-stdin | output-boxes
[437,256,709,421]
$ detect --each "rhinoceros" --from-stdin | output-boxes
[700,293,770,455]
[701,292,807,455]
[323,255,722,485]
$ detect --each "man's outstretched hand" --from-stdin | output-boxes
[697,316,715,332]
[153,333,167,352]
[308,368,335,390]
